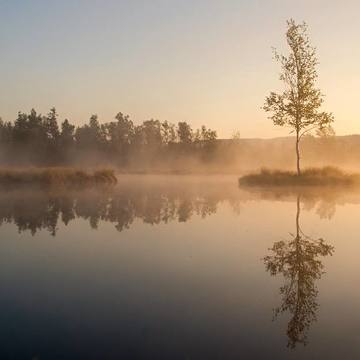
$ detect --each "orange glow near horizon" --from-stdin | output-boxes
[1,0,360,138]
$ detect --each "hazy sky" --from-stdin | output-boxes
[0,0,359,138]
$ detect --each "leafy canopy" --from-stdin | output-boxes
[264,19,334,139]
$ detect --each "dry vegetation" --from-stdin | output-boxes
[0,168,117,186]
[239,167,360,187]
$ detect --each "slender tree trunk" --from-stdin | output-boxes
[296,132,301,176]
[296,195,300,237]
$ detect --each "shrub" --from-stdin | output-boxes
[0,168,117,187]
[239,167,360,187]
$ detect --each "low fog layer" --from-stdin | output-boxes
[0,108,359,173]
[1,175,360,235]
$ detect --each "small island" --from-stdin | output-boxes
[0,168,117,187]
[239,167,360,187]
[240,20,343,187]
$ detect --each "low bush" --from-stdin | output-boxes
[239,167,360,187]
[0,168,117,186]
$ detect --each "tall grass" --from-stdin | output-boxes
[0,168,117,186]
[239,166,360,187]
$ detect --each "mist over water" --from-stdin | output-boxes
[0,176,359,359]
[3,2,360,358]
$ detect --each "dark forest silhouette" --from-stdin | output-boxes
[2,108,360,172]
[0,108,217,167]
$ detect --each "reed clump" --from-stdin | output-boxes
[239,167,360,187]
[0,168,117,186]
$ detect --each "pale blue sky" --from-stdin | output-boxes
[1,0,359,138]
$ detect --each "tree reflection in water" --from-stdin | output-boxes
[1,179,357,352]
[0,183,226,235]
[264,195,334,348]
[1,180,359,237]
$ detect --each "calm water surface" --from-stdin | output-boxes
[0,176,359,359]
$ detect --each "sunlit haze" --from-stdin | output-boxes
[1,0,359,138]
[2,3,360,358]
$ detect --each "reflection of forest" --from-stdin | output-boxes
[0,179,243,235]
[2,178,360,235]
[0,191,211,235]
[264,195,334,348]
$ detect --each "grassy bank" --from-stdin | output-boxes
[239,167,360,187]
[0,168,117,186]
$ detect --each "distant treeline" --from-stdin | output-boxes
[0,108,218,167]
[2,108,360,172]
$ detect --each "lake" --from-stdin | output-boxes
[0,175,359,359]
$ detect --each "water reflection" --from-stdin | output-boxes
[0,178,239,235]
[2,178,360,235]
[2,177,360,358]
[264,195,334,348]
[244,186,353,221]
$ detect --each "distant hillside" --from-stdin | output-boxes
[214,135,360,172]
[219,134,360,145]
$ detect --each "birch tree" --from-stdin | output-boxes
[264,19,334,175]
